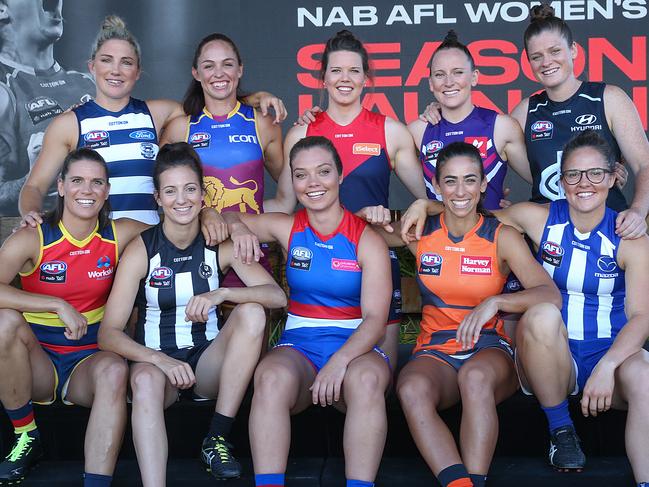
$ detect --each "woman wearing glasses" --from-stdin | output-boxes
[401,130,649,482]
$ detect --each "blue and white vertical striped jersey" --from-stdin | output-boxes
[135,224,222,353]
[74,98,159,224]
[537,200,626,341]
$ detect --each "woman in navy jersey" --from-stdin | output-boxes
[19,16,285,226]
[223,136,392,487]
[510,3,649,238]
[284,29,428,369]
[409,30,532,210]
[0,148,148,486]
[98,143,286,486]
[402,130,649,481]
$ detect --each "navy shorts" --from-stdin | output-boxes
[570,338,612,393]
[164,340,213,372]
[388,249,402,325]
[412,331,514,371]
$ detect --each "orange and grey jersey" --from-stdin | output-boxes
[20,220,118,354]
[414,213,508,355]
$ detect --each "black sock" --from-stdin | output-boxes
[209,412,235,440]
[438,464,471,487]
[470,473,487,487]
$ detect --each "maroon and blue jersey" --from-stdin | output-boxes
[420,106,507,210]
[306,109,391,213]
[186,102,264,214]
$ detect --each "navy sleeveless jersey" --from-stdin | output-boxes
[525,81,625,211]
[420,106,507,210]
[537,200,626,342]
[74,98,159,224]
[135,225,223,353]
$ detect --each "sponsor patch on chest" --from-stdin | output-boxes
[460,255,492,275]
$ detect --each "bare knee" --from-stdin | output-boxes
[130,366,166,402]
[518,303,564,347]
[253,363,296,405]
[397,373,437,411]
[0,309,28,350]
[344,363,387,403]
[230,303,266,339]
[457,365,494,402]
[93,354,128,397]
[618,355,649,402]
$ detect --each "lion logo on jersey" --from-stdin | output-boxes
[203,176,260,214]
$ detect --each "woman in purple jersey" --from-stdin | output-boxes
[402,131,649,481]
[222,136,392,487]
[509,3,649,238]
[409,30,532,210]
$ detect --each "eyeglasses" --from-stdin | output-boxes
[560,168,612,185]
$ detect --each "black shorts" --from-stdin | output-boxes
[164,340,213,372]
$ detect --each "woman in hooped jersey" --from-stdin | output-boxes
[161,32,288,289]
[98,143,286,486]
[223,136,392,487]
[0,148,148,486]
[409,30,533,210]
[402,131,649,482]
[511,3,649,238]
[284,29,428,368]
[373,141,559,487]
[19,16,286,228]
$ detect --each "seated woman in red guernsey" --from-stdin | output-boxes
[0,148,148,486]
[372,141,560,487]
[222,136,392,487]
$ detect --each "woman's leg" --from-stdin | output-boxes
[250,347,316,479]
[456,348,517,476]
[611,350,649,483]
[129,362,178,487]
[396,356,461,476]
[338,351,391,483]
[65,351,129,478]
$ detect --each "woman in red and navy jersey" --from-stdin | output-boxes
[223,136,392,487]
[0,148,147,486]
[284,29,428,370]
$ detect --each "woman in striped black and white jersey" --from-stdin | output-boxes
[98,142,286,486]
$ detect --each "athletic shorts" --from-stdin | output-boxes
[275,328,390,372]
[388,249,402,325]
[163,340,213,372]
[412,331,514,371]
[30,322,99,405]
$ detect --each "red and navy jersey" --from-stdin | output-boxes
[525,81,625,211]
[420,106,507,210]
[0,58,94,215]
[186,102,264,214]
[19,220,118,353]
[285,208,366,332]
[306,109,391,213]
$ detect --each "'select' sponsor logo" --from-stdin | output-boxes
[352,143,381,156]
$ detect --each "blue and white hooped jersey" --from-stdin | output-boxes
[285,208,366,336]
[74,97,159,224]
[537,200,626,341]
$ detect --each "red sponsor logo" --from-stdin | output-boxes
[331,258,361,272]
[460,255,492,275]
[465,136,489,158]
[352,143,381,156]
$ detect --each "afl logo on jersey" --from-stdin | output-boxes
[149,267,173,288]
[423,140,443,161]
[25,96,63,124]
[530,121,553,141]
[541,241,564,267]
[129,130,155,141]
[190,132,211,149]
[39,261,67,283]
[84,130,110,149]
[419,253,442,276]
[289,246,313,271]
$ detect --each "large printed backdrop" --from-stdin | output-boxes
[19,0,649,211]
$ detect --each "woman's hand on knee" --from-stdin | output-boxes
[580,361,615,417]
[310,357,347,407]
[154,353,196,390]
[457,297,499,350]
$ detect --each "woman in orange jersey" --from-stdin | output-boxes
[374,141,560,487]
[0,148,149,486]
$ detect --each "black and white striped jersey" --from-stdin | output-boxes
[135,224,223,353]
